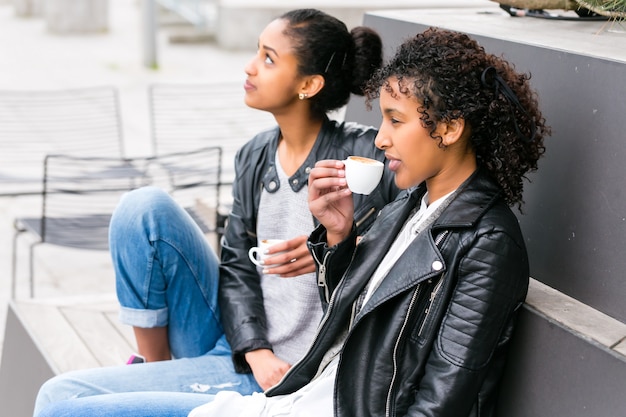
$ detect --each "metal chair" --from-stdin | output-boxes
[11,146,223,298]
[148,82,275,185]
[148,82,275,247]
[0,86,125,197]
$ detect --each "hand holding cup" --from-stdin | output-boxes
[248,239,287,267]
[248,236,316,277]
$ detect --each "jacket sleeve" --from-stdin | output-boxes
[218,147,271,374]
[406,228,529,417]
[308,224,358,308]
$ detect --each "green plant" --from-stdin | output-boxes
[575,0,626,17]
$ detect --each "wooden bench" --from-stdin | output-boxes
[3,280,626,417]
[0,295,136,417]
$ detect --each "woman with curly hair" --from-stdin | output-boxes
[298,27,547,417]
[189,26,548,417]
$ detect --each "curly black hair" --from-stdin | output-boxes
[365,28,549,207]
[280,9,383,117]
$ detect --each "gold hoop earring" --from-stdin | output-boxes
[298,93,307,100]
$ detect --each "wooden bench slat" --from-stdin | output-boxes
[11,296,138,374]
[17,303,100,373]
[61,305,135,368]
[105,310,137,348]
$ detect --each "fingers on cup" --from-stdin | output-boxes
[248,239,288,267]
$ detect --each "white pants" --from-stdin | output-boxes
[188,358,337,417]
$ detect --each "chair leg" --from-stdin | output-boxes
[11,228,25,300]
[12,224,42,298]
[28,242,38,298]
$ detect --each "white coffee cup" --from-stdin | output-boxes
[248,239,286,267]
[344,156,384,195]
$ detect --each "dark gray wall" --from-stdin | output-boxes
[347,14,626,323]
[497,306,626,417]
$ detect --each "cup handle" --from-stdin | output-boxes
[248,247,263,266]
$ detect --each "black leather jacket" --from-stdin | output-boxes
[218,117,400,373]
[267,168,529,417]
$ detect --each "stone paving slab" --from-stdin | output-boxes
[0,0,252,361]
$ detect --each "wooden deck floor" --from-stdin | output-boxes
[0,295,136,417]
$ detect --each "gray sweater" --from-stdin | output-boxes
[255,153,321,365]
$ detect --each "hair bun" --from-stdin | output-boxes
[349,27,383,96]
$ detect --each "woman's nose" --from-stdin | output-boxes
[374,131,389,151]
[244,56,257,75]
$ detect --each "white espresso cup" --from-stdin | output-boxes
[248,239,286,267]
[344,156,384,195]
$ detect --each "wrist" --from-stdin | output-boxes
[245,348,273,363]
[327,232,348,247]
[327,223,354,247]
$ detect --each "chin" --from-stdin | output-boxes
[244,98,263,111]
[394,177,410,191]
[395,175,421,191]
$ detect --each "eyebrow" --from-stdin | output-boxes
[261,44,279,57]
[382,108,399,116]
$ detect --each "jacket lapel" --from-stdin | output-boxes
[356,225,444,320]
[336,191,421,304]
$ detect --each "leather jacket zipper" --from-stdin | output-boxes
[418,273,444,337]
[312,249,332,302]
[434,229,449,247]
[386,230,449,416]
[355,206,376,229]
[417,230,449,336]
[386,284,423,417]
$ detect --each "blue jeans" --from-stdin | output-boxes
[34,187,261,416]
[37,391,214,417]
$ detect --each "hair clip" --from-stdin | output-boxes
[480,67,537,143]
[324,52,336,73]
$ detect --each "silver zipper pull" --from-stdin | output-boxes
[318,264,326,287]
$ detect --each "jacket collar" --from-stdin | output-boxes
[261,116,335,193]
[410,167,503,231]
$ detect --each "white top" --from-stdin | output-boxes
[189,190,455,417]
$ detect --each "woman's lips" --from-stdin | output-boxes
[244,80,256,92]
[387,156,401,172]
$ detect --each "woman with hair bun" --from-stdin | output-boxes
[34,9,399,417]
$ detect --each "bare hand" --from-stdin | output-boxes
[308,160,354,246]
[245,349,292,391]
[261,235,315,277]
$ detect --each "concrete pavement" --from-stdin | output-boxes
[0,0,254,359]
